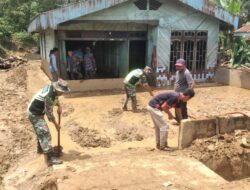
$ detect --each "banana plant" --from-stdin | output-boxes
[211,0,242,14]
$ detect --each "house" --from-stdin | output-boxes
[234,23,250,44]
[28,0,239,90]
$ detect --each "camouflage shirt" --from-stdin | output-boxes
[124,69,148,87]
[28,85,59,121]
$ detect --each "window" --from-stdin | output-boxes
[134,0,147,10]
[149,0,162,10]
[170,30,208,73]
[134,0,161,10]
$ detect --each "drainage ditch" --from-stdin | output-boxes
[186,131,250,181]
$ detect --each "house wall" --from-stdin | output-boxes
[67,0,219,71]
[39,0,221,88]
[44,29,56,62]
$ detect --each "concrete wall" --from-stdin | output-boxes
[68,78,124,92]
[41,59,53,80]
[215,67,250,90]
[41,59,124,91]
[178,114,250,149]
[44,29,56,62]
[58,22,148,31]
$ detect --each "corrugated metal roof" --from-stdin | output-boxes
[235,24,250,33]
[28,0,239,32]
[234,23,250,37]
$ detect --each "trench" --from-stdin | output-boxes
[203,153,250,181]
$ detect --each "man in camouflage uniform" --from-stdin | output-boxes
[27,79,70,165]
[123,66,154,111]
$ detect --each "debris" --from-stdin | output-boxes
[163,181,172,188]
[0,56,28,70]
[66,121,111,148]
[241,137,250,148]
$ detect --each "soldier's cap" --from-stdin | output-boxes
[144,66,153,73]
[52,79,70,92]
[175,58,186,67]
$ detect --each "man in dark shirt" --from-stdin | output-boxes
[27,79,70,165]
[147,88,195,151]
[174,59,195,121]
[66,50,74,80]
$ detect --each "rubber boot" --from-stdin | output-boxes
[47,151,63,166]
[37,141,43,154]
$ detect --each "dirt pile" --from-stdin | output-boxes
[116,127,144,142]
[61,103,75,117]
[32,177,58,190]
[0,65,33,184]
[185,130,250,181]
[66,121,111,148]
[0,56,28,70]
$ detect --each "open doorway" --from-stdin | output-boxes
[129,41,146,71]
[65,40,129,79]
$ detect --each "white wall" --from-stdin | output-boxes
[45,29,56,62]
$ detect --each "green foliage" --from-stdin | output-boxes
[229,37,250,67]
[0,44,7,57]
[0,0,74,47]
[12,32,38,45]
[0,18,13,42]
[211,0,249,19]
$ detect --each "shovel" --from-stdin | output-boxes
[56,112,63,157]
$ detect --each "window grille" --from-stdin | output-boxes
[134,0,147,10]
[149,0,162,10]
[170,30,208,73]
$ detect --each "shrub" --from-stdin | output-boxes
[12,32,38,45]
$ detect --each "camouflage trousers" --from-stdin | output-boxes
[122,84,137,110]
[28,113,52,153]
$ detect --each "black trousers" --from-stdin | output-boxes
[175,101,188,122]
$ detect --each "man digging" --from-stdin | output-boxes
[27,79,70,165]
[123,66,154,111]
[147,88,195,151]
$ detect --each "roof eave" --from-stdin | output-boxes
[178,0,239,30]
[234,32,250,37]
[28,0,130,32]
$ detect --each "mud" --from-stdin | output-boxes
[115,127,144,142]
[1,60,250,190]
[0,66,33,185]
[0,56,28,70]
[61,103,75,117]
[188,86,250,119]
[66,121,111,148]
[185,131,250,181]
[33,177,58,190]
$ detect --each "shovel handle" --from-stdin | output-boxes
[57,113,61,155]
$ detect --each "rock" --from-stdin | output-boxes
[207,144,215,151]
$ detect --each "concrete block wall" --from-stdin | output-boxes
[215,67,250,90]
[178,114,250,149]
[68,79,124,92]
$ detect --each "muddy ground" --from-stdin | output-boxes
[1,60,250,189]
